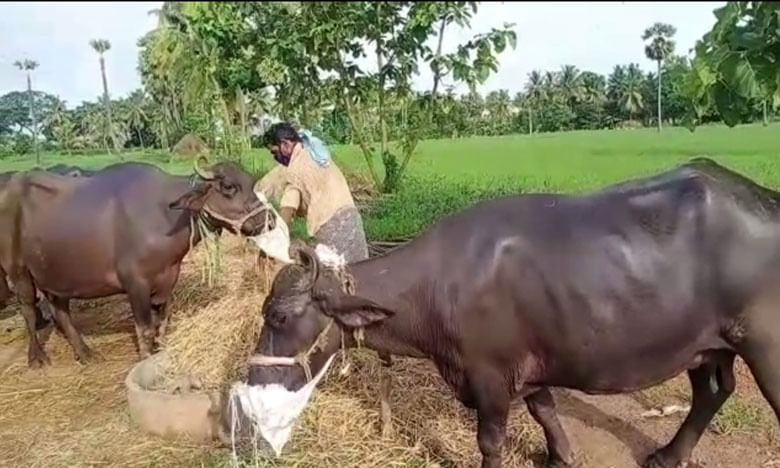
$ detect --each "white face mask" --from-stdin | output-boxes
[228,354,335,457]
[249,191,293,264]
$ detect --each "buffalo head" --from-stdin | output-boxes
[169,157,274,236]
[249,245,394,391]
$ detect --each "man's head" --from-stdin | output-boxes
[263,122,302,167]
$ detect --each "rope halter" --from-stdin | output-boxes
[201,202,271,235]
[247,259,362,383]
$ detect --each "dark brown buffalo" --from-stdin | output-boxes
[247,157,780,468]
[0,159,273,367]
[0,165,92,316]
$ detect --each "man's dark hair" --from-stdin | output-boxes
[263,122,302,147]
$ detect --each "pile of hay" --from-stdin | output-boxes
[157,236,281,392]
[172,133,210,159]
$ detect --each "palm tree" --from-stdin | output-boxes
[580,71,606,104]
[559,65,584,107]
[486,90,512,135]
[13,59,40,164]
[608,64,645,122]
[125,89,149,148]
[89,38,117,153]
[47,98,77,155]
[524,70,544,134]
[623,64,646,121]
[643,22,676,132]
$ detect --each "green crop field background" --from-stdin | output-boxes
[2,123,779,241]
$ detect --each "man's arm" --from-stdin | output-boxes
[279,187,302,227]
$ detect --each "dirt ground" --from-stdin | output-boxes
[1,250,779,467]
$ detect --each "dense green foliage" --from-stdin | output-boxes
[685,2,780,127]
[135,1,517,192]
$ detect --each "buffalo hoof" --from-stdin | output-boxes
[644,450,690,468]
[28,350,51,369]
[74,345,95,365]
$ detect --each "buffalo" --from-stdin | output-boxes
[0,158,274,367]
[0,164,93,320]
[247,157,780,468]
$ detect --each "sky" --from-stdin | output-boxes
[0,1,726,108]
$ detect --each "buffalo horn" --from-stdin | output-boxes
[193,156,215,180]
[295,245,320,291]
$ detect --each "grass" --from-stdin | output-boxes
[712,396,772,437]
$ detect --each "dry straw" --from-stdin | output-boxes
[159,236,279,391]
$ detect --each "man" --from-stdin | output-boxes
[255,122,369,264]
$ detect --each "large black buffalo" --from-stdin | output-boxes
[247,157,780,468]
[0,158,274,367]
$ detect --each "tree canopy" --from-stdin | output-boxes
[685,1,780,127]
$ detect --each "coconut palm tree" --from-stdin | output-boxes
[608,64,645,122]
[125,89,149,148]
[524,70,544,134]
[89,38,117,153]
[580,71,607,104]
[485,90,512,135]
[13,59,40,164]
[622,64,646,121]
[642,22,676,132]
[46,98,77,155]
[559,65,584,108]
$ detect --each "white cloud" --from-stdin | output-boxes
[0,1,724,106]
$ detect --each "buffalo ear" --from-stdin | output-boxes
[169,184,210,211]
[323,294,394,329]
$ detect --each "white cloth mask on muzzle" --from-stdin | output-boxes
[249,191,293,264]
[228,354,335,457]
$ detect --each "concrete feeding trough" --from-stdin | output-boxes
[125,352,225,444]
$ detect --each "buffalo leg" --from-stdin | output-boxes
[0,269,10,309]
[471,367,511,468]
[34,295,54,331]
[379,352,393,437]
[125,281,154,359]
[152,302,170,350]
[14,272,50,368]
[525,388,575,468]
[739,339,780,426]
[644,352,735,468]
[49,296,92,363]
[150,263,180,351]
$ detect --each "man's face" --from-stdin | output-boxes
[269,140,296,166]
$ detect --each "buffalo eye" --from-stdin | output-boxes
[219,180,238,198]
[267,308,288,329]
